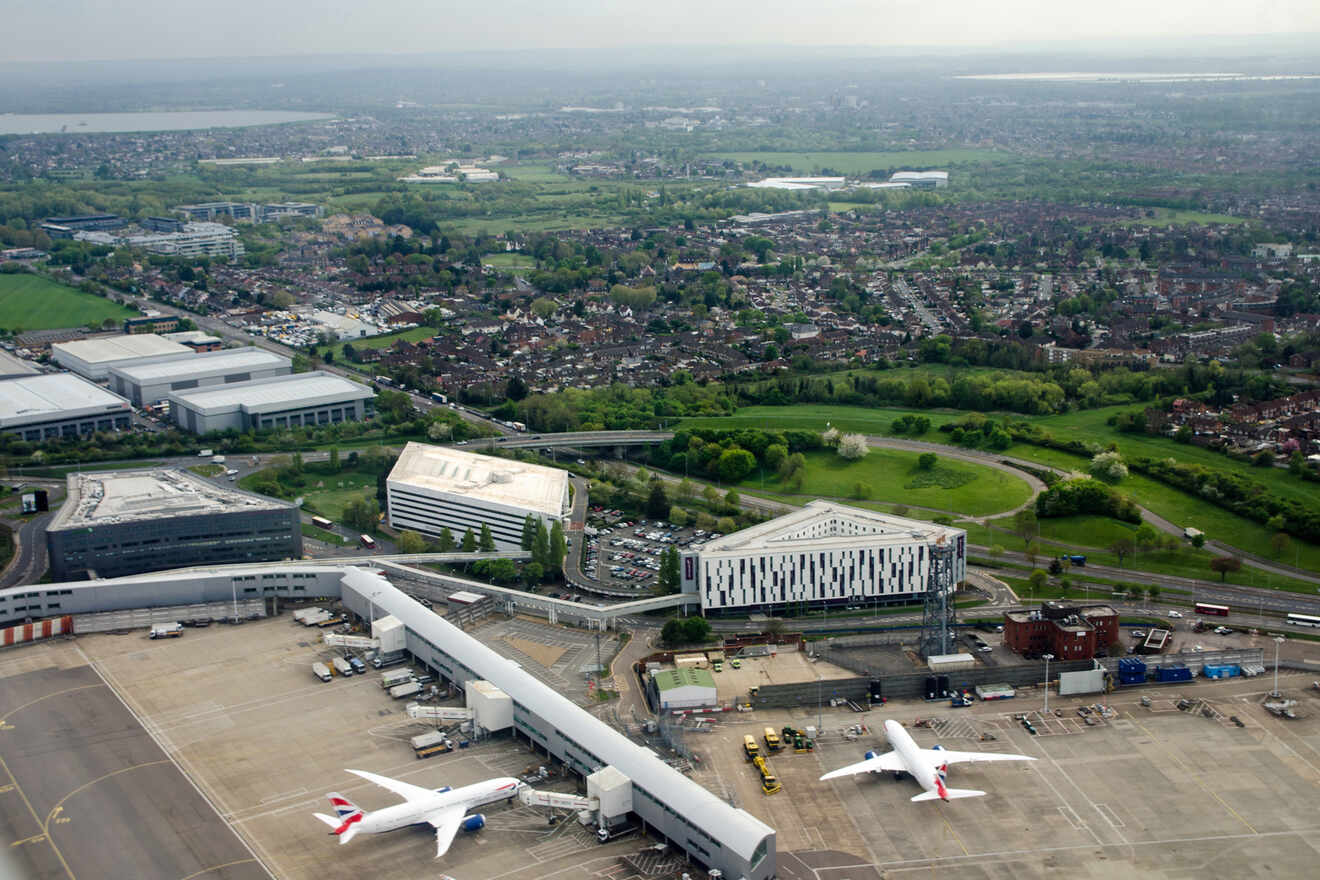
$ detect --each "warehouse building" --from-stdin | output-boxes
[51,333,195,381]
[339,569,775,880]
[0,349,39,378]
[166,371,374,434]
[386,442,570,550]
[0,373,133,441]
[45,468,301,581]
[108,348,291,406]
[680,500,966,613]
[648,667,718,711]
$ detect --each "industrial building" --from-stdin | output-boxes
[108,348,291,406]
[121,222,244,259]
[51,333,195,381]
[338,569,775,880]
[0,373,133,441]
[40,214,126,237]
[648,667,717,711]
[1003,601,1119,660]
[386,442,571,550]
[45,468,301,581]
[0,349,39,378]
[890,170,949,188]
[680,500,966,613]
[122,313,181,334]
[162,330,223,352]
[166,371,374,434]
[746,176,847,191]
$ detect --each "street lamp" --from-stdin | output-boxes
[1042,653,1054,714]
[1271,636,1285,699]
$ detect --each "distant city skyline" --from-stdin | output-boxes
[4,0,1319,65]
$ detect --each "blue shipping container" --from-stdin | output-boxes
[1156,665,1193,682]
[1118,658,1147,685]
[1202,665,1241,679]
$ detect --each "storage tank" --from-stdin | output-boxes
[465,680,513,733]
[372,615,406,654]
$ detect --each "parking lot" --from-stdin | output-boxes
[577,509,720,590]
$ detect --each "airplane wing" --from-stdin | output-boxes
[424,805,466,858]
[916,748,1036,766]
[819,750,907,780]
[345,768,437,803]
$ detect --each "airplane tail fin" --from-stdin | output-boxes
[911,788,985,802]
[316,792,364,843]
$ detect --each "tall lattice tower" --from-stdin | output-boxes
[919,536,957,658]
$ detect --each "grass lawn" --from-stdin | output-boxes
[482,252,538,270]
[740,447,1031,517]
[240,466,377,522]
[502,163,575,183]
[1111,208,1250,227]
[0,274,138,332]
[188,464,225,477]
[301,522,349,545]
[682,404,968,436]
[328,325,442,366]
[709,149,1010,175]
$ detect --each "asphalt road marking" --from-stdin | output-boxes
[0,753,76,878]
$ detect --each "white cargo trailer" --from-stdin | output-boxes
[311,662,332,682]
[390,681,422,700]
[381,669,413,689]
[331,657,353,677]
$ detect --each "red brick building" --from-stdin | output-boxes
[1004,602,1119,660]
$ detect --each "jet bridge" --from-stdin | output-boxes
[323,632,379,651]
[405,702,474,722]
[518,787,597,811]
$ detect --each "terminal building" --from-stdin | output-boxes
[386,442,570,550]
[680,500,966,613]
[166,371,374,434]
[51,333,196,381]
[0,373,133,441]
[108,348,291,407]
[45,468,302,581]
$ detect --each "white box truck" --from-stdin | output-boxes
[149,622,184,639]
[311,662,332,682]
[389,681,422,700]
[293,607,325,624]
[331,657,353,677]
[381,669,413,689]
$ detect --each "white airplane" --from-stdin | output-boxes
[820,719,1036,802]
[313,769,522,856]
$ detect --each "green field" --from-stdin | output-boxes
[301,522,349,546]
[501,163,575,183]
[240,466,377,522]
[482,252,538,270]
[739,447,1032,517]
[0,273,138,332]
[1112,208,1250,227]
[328,325,443,366]
[710,149,1010,175]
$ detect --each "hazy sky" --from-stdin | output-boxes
[8,0,1320,63]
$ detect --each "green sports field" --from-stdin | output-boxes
[0,273,138,332]
[709,149,1009,175]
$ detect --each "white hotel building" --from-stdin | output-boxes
[681,501,966,613]
[386,442,570,550]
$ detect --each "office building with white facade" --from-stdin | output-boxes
[386,442,570,550]
[51,333,195,381]
[108,348,291,406]
[0,373,133,441]
[681,500,966,613]
[167,371,373,434]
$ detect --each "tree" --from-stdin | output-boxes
[658,546,680,594]
[506,374,529,401]
[1271,531,1291,558]
[1025,541,1041,568]
[532,520,550,568]
[716,448,756,483]
[681,617,711,643]
[764,443,788,472]
[343,498,380,532]
[1028,568,1048,595]
[990,544,1006,561]
[438,526,456,552]
[549,520,566,571]
[1109,537,1134,567]
[1147,585,1161,603]
[1013,508,1038,548]
[852,481,872,500]
[1134,523,1159,555]
[1209,555,1241,581]
[328,447,340,472]
[427,421,453,441]
[521,514,536,551]
[917,452,938,471]
[669,506,690,527]
[646,480,670,520]
[677,478,695,501]
[1190,532,1206,549]
[397,530,426,554]
[1089,451,1128,484]
[837,432,869,460]
[1049,557,1063,576]
[821,426,840,447]
[460,527,477,552]
[479,523,495,552]
[724,489,739,509]
[892,504,910,517]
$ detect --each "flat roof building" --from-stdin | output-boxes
[162,330,223,352]
[108,347,291,406]
[681,500,966,613]
[649,667,718,710]
[46,468,301,580]
[51,333,194,381]
[1003,602,1119,660]
[166,371,374,435]
[0,373,133,441]
[0,349,39,378]
[386,442,570,550]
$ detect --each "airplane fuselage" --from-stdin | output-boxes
[358,776,520,836]
[885,720,941,795]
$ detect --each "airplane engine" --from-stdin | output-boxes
[932,744,944,751]
[864,750,876,761]
[434,786,452,794]
[461,814,486,832]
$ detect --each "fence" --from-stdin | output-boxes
[1,615,72,647]
[72,599,266,634]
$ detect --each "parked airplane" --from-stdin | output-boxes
[313,769,521,856]
[819,719,1035,801]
